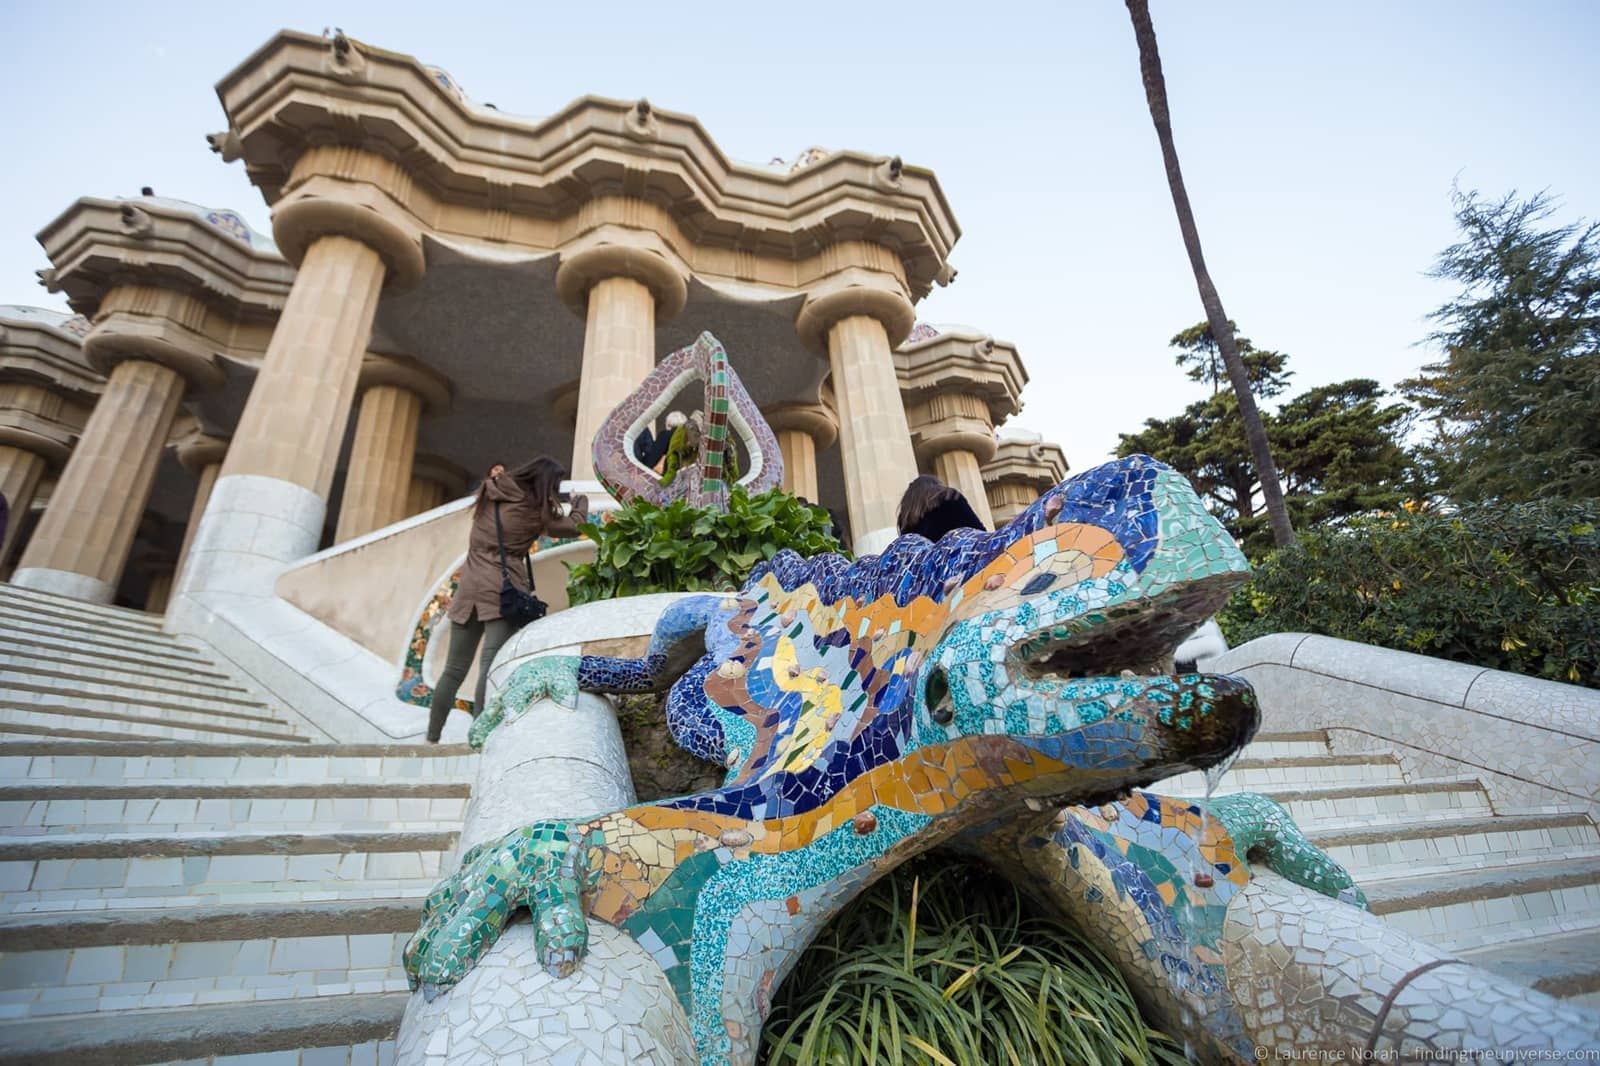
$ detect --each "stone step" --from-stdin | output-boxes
[0,742,477,784]
[0,633,239,686]
[1364,855,1600,954]
[1312,813,1600,881]
[1267,778,1493,829]
[0,782,470,836]
[0,583,166,636]
[0,615,221,674]
[1233,731,1331,760]
[0,988,406,1065]
[181,1040,399,1066]
[0,703,306,746]
[0,650,261,703]
[1459,926,1600,1000]
[0,668,287,725]
[0,830,454,916]
[1161,753,1407,795]
[0,930,413,1022]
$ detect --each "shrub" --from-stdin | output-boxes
[760,856,1186,1066]
[566,488,844,606]
[1219,499,1599,688]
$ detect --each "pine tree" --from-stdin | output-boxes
[1403,189,1600,502]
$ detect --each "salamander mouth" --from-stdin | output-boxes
[1017,607,1195,682]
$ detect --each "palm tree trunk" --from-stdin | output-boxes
[1124,0,1297,548]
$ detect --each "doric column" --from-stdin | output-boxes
[0,379,76,568]
[763,401,838,503]
[906,391,998,530]
[335,354,450,542]
[407,454,469,517]
[0,446,47,568]
[173,433,228,589]
[14,286,223,604]
[143,562,175,614]
[172,161,424,617]
[898,328,1027,533]
[982,432,1070,527]
[795,259,919,555]
[13,361,184,602]
[555,207,689,482]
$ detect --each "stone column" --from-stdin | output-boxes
[555,237,688,482]
[796,277,918,555]
[0,446,48,568]
[982,434,1069,527]
[13,359,187,603]
[763,401,838,504]
[907,392,998,529]
[335,355,450,543]
[173,433,228,591]
[144,565,175,614]
[407,454,469,518]
[172,182,424,618]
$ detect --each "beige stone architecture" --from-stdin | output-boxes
[0,307,97,574]
[1,29,1069,609]
[5,30,1600,1066]
[898,325,1029,530]
[983,429,1071,526]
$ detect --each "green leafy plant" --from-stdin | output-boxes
[567,489,845,606]
[760,856,1187,1066]
[1220,499,1599,688]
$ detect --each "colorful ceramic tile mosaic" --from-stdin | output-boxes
[978,789,1367,1061]
[592,332,782,509]
[408,455,1267,1064]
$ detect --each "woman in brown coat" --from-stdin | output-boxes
[426,456,588,742]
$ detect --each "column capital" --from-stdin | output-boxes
[795,269,916,355]
[410,452,471,497]
[176,432,230,475]
[762,401,838,452]
[271,154,426,288]
[84,285,226,393]
[554,241,688,321]
[896,326,1026,427]
[913,425,998,467]
[904,390,999,466]
[360,352,452,412]
[0,383,79,467]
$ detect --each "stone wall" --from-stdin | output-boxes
[1215,633,1600,819]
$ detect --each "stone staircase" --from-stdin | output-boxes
[0,741,476,1064]
[0,582,478,1064]
[0,584,312,745]
[1165,731,1600,1010]
[0,581,1595,1066]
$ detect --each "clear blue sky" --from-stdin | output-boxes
[3,1,1596,467]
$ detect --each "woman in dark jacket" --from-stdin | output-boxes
[896,475,987,543]
[426,456,588,742]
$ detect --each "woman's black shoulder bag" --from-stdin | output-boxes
[493,502,548,628]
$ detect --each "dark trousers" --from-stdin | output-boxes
[426,617,515,741]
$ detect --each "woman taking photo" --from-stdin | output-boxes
[426,456,588,742]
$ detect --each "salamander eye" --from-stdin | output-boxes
[925,667,953,725]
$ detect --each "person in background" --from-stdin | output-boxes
[896,474,987,542]
[634,411,682,472]
[426,457,588,742]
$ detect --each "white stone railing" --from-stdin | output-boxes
[1214,633,1600,819]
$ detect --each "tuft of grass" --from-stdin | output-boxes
[760,856,1188,1065]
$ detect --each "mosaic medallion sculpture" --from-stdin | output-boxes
[407,455,1264,1063]
[592,331,782,510]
